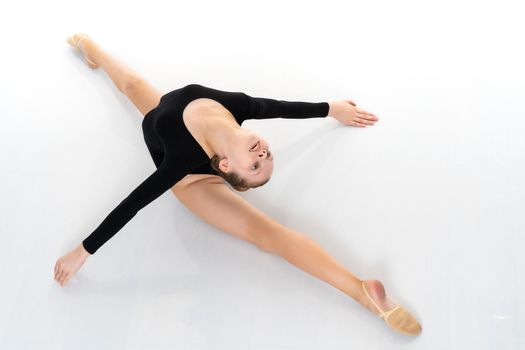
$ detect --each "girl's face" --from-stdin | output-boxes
[223,131,274,185]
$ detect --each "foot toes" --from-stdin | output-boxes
[67,33,99,69]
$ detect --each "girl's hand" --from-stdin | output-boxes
[54,243,90,287]
[327,100,379,127]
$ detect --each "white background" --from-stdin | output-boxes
[1,0,524,349]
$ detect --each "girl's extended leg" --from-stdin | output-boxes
[68,34,163,117]
[171,178,397,317]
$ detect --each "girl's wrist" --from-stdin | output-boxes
[76,243,91,257]
[327,101,339,118]
[327,101,335,117]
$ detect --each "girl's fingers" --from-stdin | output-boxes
[357,108,377,118]
[351,120,367,127]
[356,107,370,114]
[357,112,377,121]
[58,270,65,282]
[355,115,375,124]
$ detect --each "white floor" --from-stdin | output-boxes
[1,0,524,349]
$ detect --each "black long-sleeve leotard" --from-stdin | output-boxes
[82,83,329,254]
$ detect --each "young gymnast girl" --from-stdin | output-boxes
[55,33,422,336]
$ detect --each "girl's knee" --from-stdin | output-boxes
[252,219,282,254]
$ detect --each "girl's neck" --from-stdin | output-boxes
[201,113,240,159]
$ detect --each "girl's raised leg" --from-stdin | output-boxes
[67,33,163,117]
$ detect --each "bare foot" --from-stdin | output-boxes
[66,33,99,69]
[54,243,91,287]
[362,279,397,316]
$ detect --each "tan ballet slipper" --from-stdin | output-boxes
[361,281,422,336]
[66,33,99,69]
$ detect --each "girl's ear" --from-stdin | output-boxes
[218,157,229,173]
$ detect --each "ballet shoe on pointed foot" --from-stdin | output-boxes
[361,281,422,336]
[66,33,99,69]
